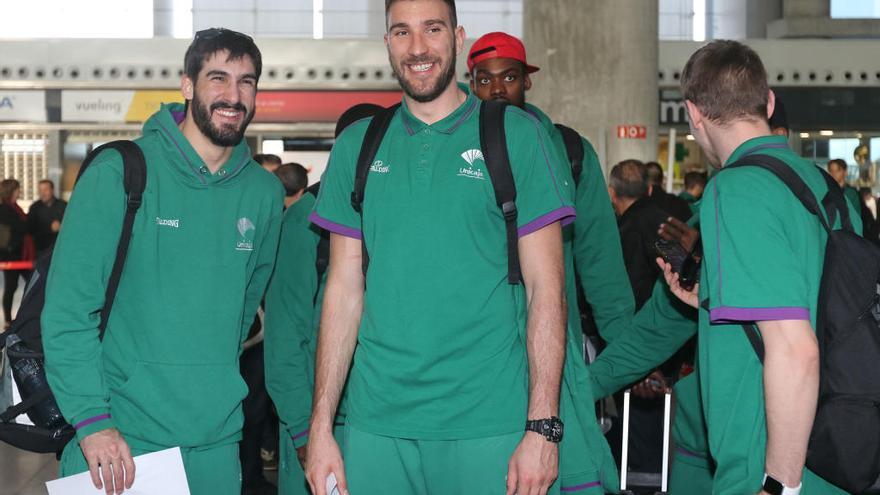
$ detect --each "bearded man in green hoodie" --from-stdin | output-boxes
[42,28,283,495]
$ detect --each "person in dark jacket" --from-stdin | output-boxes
[645,161,692,222]
[0,179,34,326]
[27,179,66,256]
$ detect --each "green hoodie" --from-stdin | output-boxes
[42,103,283,451]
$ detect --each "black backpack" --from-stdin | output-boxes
[727,154,880,493]
[0,140,146,454]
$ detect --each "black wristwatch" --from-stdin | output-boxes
[525,416,564,443]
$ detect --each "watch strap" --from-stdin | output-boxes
[763,474,802,495]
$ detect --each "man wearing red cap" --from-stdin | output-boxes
[469,32,632,494]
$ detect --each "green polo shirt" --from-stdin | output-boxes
[699,135,859,493]
[525,104,634,344]
[311,89,574,440]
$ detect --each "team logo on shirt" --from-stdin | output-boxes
[458,149,486,180]
[155,217,180,228]
[370,160,390,174]
[236,217,255,251]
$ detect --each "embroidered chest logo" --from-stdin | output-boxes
[458,149,486,181]
[236,217,256,251]
[370,160,390,174]
[155,217,180,228]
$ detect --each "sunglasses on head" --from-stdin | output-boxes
[194,28,254,43]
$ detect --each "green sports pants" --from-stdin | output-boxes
[59,439,240,495]
[342,424,561,495]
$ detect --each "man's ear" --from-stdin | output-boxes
[454,25,466,55]
[685,100,704,131]
[766,89,776,120]
[523,73,532,92]
[181,75,194,101]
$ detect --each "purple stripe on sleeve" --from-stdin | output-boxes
[292,429,309,441]
[518,206,576,238]
[561,481,601,492]
[710,306,810,324]
[74,414,111,430]
[309,212,363,240]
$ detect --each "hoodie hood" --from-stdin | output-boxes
[141,102,254,187]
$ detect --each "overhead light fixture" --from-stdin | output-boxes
[820,130,834,136]
[799,132,810,138]
[686,134,695,141]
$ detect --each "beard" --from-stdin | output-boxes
[390,50,458,103]
[190,92,255,147]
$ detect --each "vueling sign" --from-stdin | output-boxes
[0,97,13,109]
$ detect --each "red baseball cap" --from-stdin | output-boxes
[467,32,540,74]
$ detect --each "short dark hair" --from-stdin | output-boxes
[385,0,457,29]
[828,158,848,172]
[184,28,262,83]
[684,171,707,190]
[680,40,769,124]
[609,159,648,200]
[38,179,54,189]
[645,161,664,187]
[275,163,309,197]
[253,154,282,167]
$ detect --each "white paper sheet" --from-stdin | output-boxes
[46,447,191,495]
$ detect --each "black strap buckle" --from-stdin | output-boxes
[126,194,142,211]
[501,201,517,222]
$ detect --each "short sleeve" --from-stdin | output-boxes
[701,170,810,323]
[505,110,575,237]
[310,124,366,239]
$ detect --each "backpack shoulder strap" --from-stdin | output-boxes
[726,153,831,233]
[76,140,146,340]
[351,103,400,278]
[308,181,330,304]
[479,99,521,285]
[554,123,585,187]
[723,153,840,364]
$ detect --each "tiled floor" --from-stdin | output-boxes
[0,442,57,495]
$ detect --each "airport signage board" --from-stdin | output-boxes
[61,90,183,122]
[61,90,403,124]
[0,91,47,122]
[253,91,403,123]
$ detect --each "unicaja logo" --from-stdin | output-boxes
[236,217,255,251]
[458,149,486,180]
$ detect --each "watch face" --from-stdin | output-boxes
[550,420,564,441]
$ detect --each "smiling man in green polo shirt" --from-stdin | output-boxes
[662,40,859,494]
[303,1,573,494]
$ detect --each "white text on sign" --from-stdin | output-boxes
[617,125,647,139]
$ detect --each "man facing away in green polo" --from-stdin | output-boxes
[662,40,859,494]
[304,1,574,494]
[42,29,283,495]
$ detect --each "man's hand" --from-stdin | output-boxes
[296,445,308,469]
[657,258,699,309]
[506,432,558,495]
[632,370,669,399]
[305,430,348,495]
[79,428,135,495]
[50,220,61,233]
[658,217,699,253]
